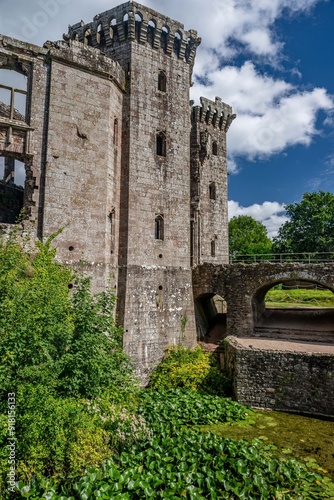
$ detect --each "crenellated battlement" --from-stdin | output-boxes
[65,1,201,66]
[191,96,236,132]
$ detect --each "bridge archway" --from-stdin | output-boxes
[194,293,227,342]
[192,262,334,340]
[252,278,334,342]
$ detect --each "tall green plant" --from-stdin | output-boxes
[0,234,74,397]
[0,234,138,494]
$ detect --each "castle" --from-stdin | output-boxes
[0,1,235,377]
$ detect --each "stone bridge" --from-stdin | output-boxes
[193,262,334,340]
[193,262,334,417]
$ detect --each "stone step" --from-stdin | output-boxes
[254,326,334,343]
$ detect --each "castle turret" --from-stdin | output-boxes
[191,97,236,266]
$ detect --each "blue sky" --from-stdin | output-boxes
[0,0,333,236]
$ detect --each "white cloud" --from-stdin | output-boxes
[0,0,332,177]
[192,62,333,160]
[228,200,289,237]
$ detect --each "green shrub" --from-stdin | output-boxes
[0,234,138,495]
[149,345,230,395]
[139,388,248,428]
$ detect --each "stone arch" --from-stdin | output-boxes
[158,70,166,92]
[173,31,182,57]
[96,23,106,48]
[185,37,192,62]
[156,131,166,157]
[123,13,129,39]
[194,292,227,342]
[147,19,156,47]
[135,12,143,42]
[161,26,169,53]
[252,276,334,342]
[209,181,216,200]
[212,109,219,127]
[219,111,225,130]
[83,28,92,46]
[109,17,118,42]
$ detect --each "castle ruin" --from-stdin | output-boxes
[0,1,235,378]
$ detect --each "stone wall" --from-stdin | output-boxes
[223,336,334,417]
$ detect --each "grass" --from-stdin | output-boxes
[266,288,334,308]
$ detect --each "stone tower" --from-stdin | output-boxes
[190,97,236,266]
[67,2,202,376]
[0,1,235,379]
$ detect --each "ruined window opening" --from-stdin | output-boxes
[155,214,164,240]
[211,239,216,257]
[174,32,182,57]
[114,118,118,146]
[110,18,118,42]
[72,31,79,41]
[84,29,92,46]
[158,71,166,92]
[147,20,156,47]
[156,132,166,157]
[96,24,106,48]
[212,110,218,127]
[0,154,26,224]
[185,37,192,62]
[135,13,142,42]
[209,182,216,200]
[205,105,211,124]
[219,111,225,130]
[212,141,218,156]
[0,69,27,122]
[161,26,169,53]
[123,13,129,39]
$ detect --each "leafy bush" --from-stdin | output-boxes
[56,277,135,399]
[0,235,74,397]
[149,345,230,395]
[0,234,138,495]
[139,388,248,428]
[20,429,334,499]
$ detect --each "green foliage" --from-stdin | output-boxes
[229,215,272,256]
[266,288,334,308]
[0,234,74,394]
[139,388,248,428]
[148,345,230,395]
[20,430,334,499]
[0,234,137,494]
[57,277,134,399]
[0,234,135,401]
[273,190,334,253]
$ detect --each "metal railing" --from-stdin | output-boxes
[229,252,334,264]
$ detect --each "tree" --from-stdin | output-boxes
[228,215,272,256]
[273,191,334,253]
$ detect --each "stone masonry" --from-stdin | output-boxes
[0,2,235,378]
[223,336,334,417]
